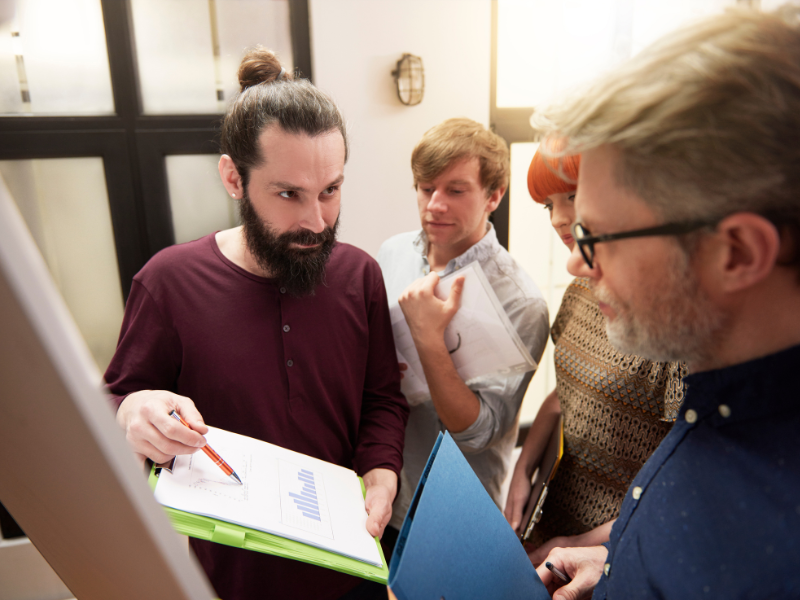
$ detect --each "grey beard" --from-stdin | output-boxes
[596,258,726,365]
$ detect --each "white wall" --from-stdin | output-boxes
[309,0,492,258]
[508,143,573,424]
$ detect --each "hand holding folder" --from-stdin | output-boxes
[520,415,565,543]
[388,432,550,599]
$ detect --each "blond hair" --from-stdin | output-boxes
[411,118,509,196]
[530,5,800,260]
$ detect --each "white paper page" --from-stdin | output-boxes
[392,262,536,403]
[154,427,382,567]
[390,304,429,404]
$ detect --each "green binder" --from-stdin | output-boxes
[148,466,389,584]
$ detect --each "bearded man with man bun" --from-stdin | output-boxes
[105,48,408,600]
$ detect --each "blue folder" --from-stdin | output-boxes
[388,432,550,599]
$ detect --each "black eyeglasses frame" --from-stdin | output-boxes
[570,219,718,269]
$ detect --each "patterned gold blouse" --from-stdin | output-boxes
[529,278,686,546]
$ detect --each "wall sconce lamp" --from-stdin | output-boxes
[391,53,424,106]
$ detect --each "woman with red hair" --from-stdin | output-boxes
[504,140,685,565]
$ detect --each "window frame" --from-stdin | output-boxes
[0,0,312,300]
[0,0,311,548]
[488,0,539,252]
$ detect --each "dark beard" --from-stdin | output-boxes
[239,190,338,297]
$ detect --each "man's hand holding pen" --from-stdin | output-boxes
[169,410,243,484]
[535,545,607,600]
[116,390,208,467]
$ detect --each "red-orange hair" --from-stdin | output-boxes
[527,138,581,204]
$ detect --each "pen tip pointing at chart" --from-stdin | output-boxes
[231,471,243,485]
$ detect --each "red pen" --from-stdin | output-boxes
[169,410,243,484]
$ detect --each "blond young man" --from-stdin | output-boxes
[530,7,800,599]
[377,118,549,545]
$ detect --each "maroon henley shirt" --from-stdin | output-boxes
[105,234,408,600]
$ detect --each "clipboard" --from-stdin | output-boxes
[520,414,565,543]
[148,466,389,584]
[388,432,549,599]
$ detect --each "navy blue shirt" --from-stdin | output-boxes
[594,344,800,599]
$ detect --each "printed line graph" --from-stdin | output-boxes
[187,452,249,502]
[279,460,334,539]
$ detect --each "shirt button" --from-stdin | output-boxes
[604,563,611,577]
[632,486,643,500]
[280,287,286,294]
[287,359,293,367]
[685,409,698,424]
[283,324,290,332]
[718,404,731,418]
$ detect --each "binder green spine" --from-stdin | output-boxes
[148,466,389,584]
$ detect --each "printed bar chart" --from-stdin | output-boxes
[290,469,320,520]
[279,461,334,539]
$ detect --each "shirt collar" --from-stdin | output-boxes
[680,343,800,426]
[412,222,499,276]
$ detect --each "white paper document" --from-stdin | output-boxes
[153,427,382,567]
[391,261,537,404]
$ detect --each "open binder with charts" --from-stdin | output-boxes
[149,426,389,583]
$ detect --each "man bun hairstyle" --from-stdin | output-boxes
[237,46,294,90]
[530,6,800,273]
[411,118,509,197]
[527,137,580,204]
[220,46,348,189]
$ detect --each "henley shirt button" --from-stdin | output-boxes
[685,409,698,424]
[632,486,643,500]
[283,324,290,333]
[604,563,611,577]
[280,287,286,294]
[718,404,731,418]
[287,359,293,367]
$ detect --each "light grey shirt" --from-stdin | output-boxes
[377,224,550,529]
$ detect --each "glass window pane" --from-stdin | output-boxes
[129,0,218,114]
[131,0,293,115]
[761,0,793,10]
[0,24,22,113]
[0,158,124,371]
[166,154,239,244]
[496,0,736,109]
[629,0,735,56]
[497,0,618,109]
[0,0,114,115]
